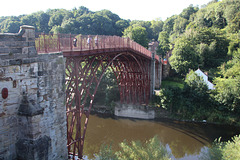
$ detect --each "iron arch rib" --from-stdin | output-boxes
[65,52,151,159]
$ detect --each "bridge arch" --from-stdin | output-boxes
[0,26,160,160]
[36,32,159,159]
[65,51,151,158]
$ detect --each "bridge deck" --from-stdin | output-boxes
[36,34,159,61]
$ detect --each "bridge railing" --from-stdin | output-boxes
[35,33,159,61]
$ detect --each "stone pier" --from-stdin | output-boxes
[114,103,155,119]
[0,26,67,160]
[149,41,162,95]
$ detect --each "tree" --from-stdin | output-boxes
[48,9,70,27]
[60,18,78,34]
[36,12,50,33]
[214,53,240,114]
[77,14,93,34]
[162,15,177,35]
[182,70,211,119]
[115,20,130,36]
[0,16,20,33]
[201,134,240,160]
[150,18,164,40]
[185,70,208,92]
[170,28,229,75]
[157,31,170,57]
[169,30,200,75]
[179,5,199,20]
[91,13,114,35]
[0,19,20,33]
[130,20,154,40]
[73,6,92,17]
[21,14,38,29]
[96,9,120,24]
[123,26,149,48]
[170,16,188,41]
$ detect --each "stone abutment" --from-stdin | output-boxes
[0,26,67,160]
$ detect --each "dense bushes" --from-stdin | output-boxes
[201,134,240,160]
[96,134,240,160]
[155,67,240,125]
[96,136,171,160]
[156,71,214,120]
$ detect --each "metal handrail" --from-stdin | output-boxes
[35,33,159,61]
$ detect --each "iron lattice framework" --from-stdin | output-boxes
[65,53,151,159]
[35,34,158,159]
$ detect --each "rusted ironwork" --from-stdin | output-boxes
[36,33,158,159]
[65,53,151,159]
[35,34,158,61]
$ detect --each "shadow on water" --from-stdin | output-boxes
[82,113,240,160]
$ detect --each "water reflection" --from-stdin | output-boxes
[83,114,240,159]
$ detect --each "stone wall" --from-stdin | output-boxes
[162,63,170,79]
[155,62,162,89]
[148,41,162,94]
[0,26,67,160]
[114,103,155,119]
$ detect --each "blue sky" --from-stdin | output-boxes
[2,0,213,21]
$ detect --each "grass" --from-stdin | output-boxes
[161,80,184,89]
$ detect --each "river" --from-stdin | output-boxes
[82,114,240,160]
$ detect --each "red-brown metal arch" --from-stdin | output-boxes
[35,33,158,159]
[112,53,150,104]
[65,51,151,159]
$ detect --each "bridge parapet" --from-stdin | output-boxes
[35,33,160,61]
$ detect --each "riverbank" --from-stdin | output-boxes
[91,103,240,128]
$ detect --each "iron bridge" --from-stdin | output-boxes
[36,33,160,159]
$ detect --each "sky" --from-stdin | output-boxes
[1,0,213,21]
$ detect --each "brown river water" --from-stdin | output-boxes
[81,114,240,160]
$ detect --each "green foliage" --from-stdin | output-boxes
[0,7,129,36]
[129,20,154,41]
[170,16,188,41]
[183,71,211,117]
[96,136,171,160]
[157,31,170,57]
[150,18,164,40]
[115,19,130,36]
[156,71,213,120]
[179,5,199,20]
[227,33,240,57]
[0,16,20,33]
[161,80,184,89]
[97,143,117,160]
[201,134,240,160]
[162,15,177,35]
[200,138,224,160]
[222,135,240,160]
[94,68,120,106]
[157,86,183,113]
[170,28,229,75]
[169,30,200,75]
[123,25,149,48]
[185,70,208,90]
[73,6,92,17]
[213,58,240,115]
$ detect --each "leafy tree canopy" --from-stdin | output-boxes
[123,25,149,48]
[169,28,229,75]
